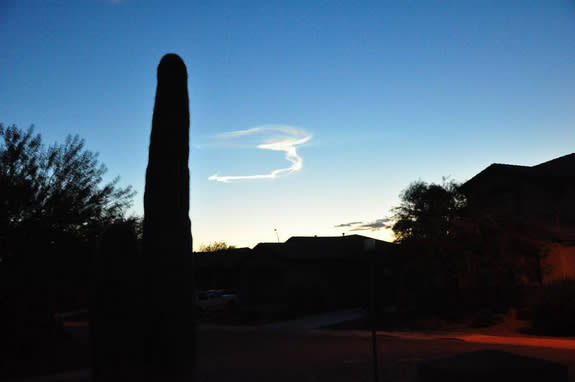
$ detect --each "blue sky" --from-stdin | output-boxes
[1,0,574,248]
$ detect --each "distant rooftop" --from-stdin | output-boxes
[254,234,396,259]
[463,153,575,188]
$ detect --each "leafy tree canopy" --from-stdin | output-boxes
[390,177,548,290]
[0,124,136,256]
[197,241,236,252]
[390,179,465,243]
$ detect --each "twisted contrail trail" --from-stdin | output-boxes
[208,125,312,183]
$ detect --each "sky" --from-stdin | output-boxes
[1,0,574,249]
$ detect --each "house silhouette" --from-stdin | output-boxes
[194,154,575,316]
[194,235,398,314]
[462,153,575,283]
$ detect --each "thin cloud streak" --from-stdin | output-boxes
[209,126,312,183]
[334,218,391,231]
[334,221,364,228]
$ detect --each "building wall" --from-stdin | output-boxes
[542,243,575,283]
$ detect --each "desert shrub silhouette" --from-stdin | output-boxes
[91,222,143,381]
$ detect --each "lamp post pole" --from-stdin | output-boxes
[365,238,378,382]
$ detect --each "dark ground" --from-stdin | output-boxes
[5,324,575,381]
[195,326,575,382]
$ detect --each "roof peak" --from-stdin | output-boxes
[532,152,575,168]
[464,153,575,187]
[482,153,575,170]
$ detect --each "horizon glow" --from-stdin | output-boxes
[1,1,573,249]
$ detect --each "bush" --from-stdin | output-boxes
[530,279,575,336]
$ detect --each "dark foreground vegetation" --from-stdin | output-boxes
[376,176,575,337]
[528,279,575,336]
[0,123,136,378]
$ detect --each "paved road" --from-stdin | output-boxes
[260,308,366,330]
[9,325,575,381]
[195,327,575,382]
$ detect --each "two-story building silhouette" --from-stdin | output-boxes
[462,153,575,283]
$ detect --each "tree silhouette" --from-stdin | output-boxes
[0,124,135,256]
[0,125,136,376]
[197,241,236,252]
[391,179,465,243]
[391,178,548,316]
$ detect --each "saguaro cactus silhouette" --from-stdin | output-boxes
[142,53,195,380]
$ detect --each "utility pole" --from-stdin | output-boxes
[274,228,280,243]
[364,238,378,382]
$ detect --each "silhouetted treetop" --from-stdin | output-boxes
[0,123,135,245]
[197,241,236,253]
[390,179,465,243]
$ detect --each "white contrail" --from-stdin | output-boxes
[208,125,312,183]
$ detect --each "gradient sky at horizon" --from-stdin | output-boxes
[1,0,574,249]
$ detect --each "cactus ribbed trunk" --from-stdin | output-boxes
[142,53,195,380]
